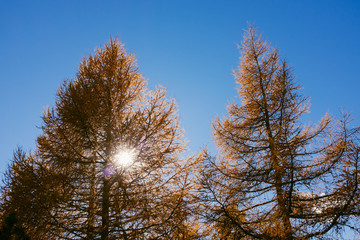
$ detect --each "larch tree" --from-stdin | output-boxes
[198,26,360,239]
[0,148,71,239]
[1,39,198,239]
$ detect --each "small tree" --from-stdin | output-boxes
[0,148,69,239]
[199,26,360,239]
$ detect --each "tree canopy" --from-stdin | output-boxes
[198,26,360,239]
[1,27,360,240]
[1,39,198,239]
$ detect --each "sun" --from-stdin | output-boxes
[113,147,137,168]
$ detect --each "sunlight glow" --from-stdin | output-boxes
[113,147,137,168]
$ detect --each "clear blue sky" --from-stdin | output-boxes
[1,0,360,179]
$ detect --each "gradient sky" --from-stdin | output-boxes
[1,0,360,181]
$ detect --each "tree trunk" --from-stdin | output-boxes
[87,162,96,239]
[101,177,110,240]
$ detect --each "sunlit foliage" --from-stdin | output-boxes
[1,27,359,240]
[198,26,360,239]
[1,39,199,239]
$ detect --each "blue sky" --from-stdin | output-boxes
[1,0,360,179]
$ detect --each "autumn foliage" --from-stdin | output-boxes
[1,39,199,239]
[1,27,360,239]
[198,26,360,239]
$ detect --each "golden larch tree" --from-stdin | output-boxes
[198,26,360,239]
[1,39,198,239]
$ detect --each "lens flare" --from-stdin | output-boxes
[113,147,136,168]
